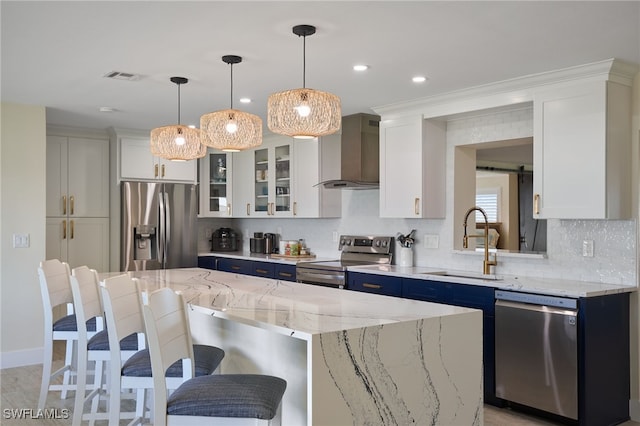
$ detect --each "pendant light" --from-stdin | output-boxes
[200,55,262,152]
[150,77,205,161]
[267,24,341,139]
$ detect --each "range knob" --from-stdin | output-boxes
[345,239,351,245]
[375,240,381,247]
[382,240,388,247]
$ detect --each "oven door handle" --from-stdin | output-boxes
[298,271,344,281]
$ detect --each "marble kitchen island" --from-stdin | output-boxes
[127,267,483,426]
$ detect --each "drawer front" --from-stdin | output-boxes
[349,273,402,297]
[197,256,218,270]
[217,258,252,275]
[274,264,296,282]
[447,282,495,312]
[251,261,275,278]
[402,278,446,302]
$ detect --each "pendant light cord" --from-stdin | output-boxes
[230,63,234,109]
[302,34,306,88]
[176,82,181,125]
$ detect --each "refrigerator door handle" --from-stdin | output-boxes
[164,191,171,268]
[158,190,166,268]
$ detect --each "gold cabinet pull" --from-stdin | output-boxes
[227,204,231,216]
[256,268,269,274]
[62,195,67,215]
[231,265,241,271]
[534,193,540,215]
[70,220,74,239]
[293,202,297,216]
[278,272,293,278]
[154,164,159,178]
[70,195,74,215]
[363,283,382,289]
[161,164,165,178]
[414,198,420,215]
[62,220,67,239]
[246,203,250,216]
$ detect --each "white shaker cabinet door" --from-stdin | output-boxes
[533,80,631,219]
[47,217,109,272]
[120,137,157,180]
[46,136,109,217]
[380,116,445,218]
[232,149,254,217]
[67,137,109,217]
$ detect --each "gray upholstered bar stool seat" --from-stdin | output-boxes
[143,287,287,426]
[122,344,225,378]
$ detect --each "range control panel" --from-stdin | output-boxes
[339,235,394,254]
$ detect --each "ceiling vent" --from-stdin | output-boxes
[103,71,141,81]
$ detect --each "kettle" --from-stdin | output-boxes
[264,233,277,254]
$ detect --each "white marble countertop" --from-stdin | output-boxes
[349,264,636,298]
[125,268,477,340]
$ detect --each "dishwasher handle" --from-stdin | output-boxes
[496,299,578,319]
[495,290,577,310]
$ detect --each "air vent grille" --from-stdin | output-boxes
[104,71,141,81]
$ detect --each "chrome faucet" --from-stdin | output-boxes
[463,206,497,275]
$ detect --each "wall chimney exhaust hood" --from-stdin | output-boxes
[318,113,380,189]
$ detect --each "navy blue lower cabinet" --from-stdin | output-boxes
[577,292,630,426]
[274,263,296,282]
[197,256,218,270]
[216,258,252,275]
[348,272,402,297]
[251,261,275,278]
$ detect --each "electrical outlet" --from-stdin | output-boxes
[424,234,439,249]
[582,240,594,257]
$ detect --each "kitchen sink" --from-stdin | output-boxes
[421,271,503,281]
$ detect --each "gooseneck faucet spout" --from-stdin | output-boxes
[463,206,497,275]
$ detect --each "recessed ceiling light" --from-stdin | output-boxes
[353,64,369,72]
[239,98,251,104]
[99,106,117,113]
[412,76,428,83]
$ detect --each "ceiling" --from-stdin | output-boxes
[2,1,639,133]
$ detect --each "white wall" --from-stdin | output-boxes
[0,103,47,367]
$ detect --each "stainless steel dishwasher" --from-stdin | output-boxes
[495,290,578,420]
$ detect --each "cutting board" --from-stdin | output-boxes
[270,253,316,260]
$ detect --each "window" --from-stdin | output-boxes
[475,187,500,222]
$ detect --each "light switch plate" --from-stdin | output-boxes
[582,240,594,257]
[13,233,30,248]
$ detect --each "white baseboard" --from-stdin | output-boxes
[1,347,43,369]
[631,399,640,422]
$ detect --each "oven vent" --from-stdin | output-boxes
[103,71,141,81]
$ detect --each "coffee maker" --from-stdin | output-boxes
[211,228,239,252]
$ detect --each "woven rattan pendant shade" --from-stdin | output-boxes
[150,77,205,161]
[201,55,262,152]
[267,25,341,139]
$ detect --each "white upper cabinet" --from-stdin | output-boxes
[533,79,632,219]
[199,149,233,217]
[379,116,446,218]
[292,135,341,218]
[119,136,197,182]
[46,135,109,217]
[231,134,341,218]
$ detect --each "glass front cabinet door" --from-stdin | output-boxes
[252,141,292,217]
[199,149,232,217]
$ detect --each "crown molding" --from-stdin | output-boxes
[373,58,638,120]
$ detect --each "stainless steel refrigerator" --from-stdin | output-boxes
[121,181,198,271]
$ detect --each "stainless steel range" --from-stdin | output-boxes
[296,235,394,288]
